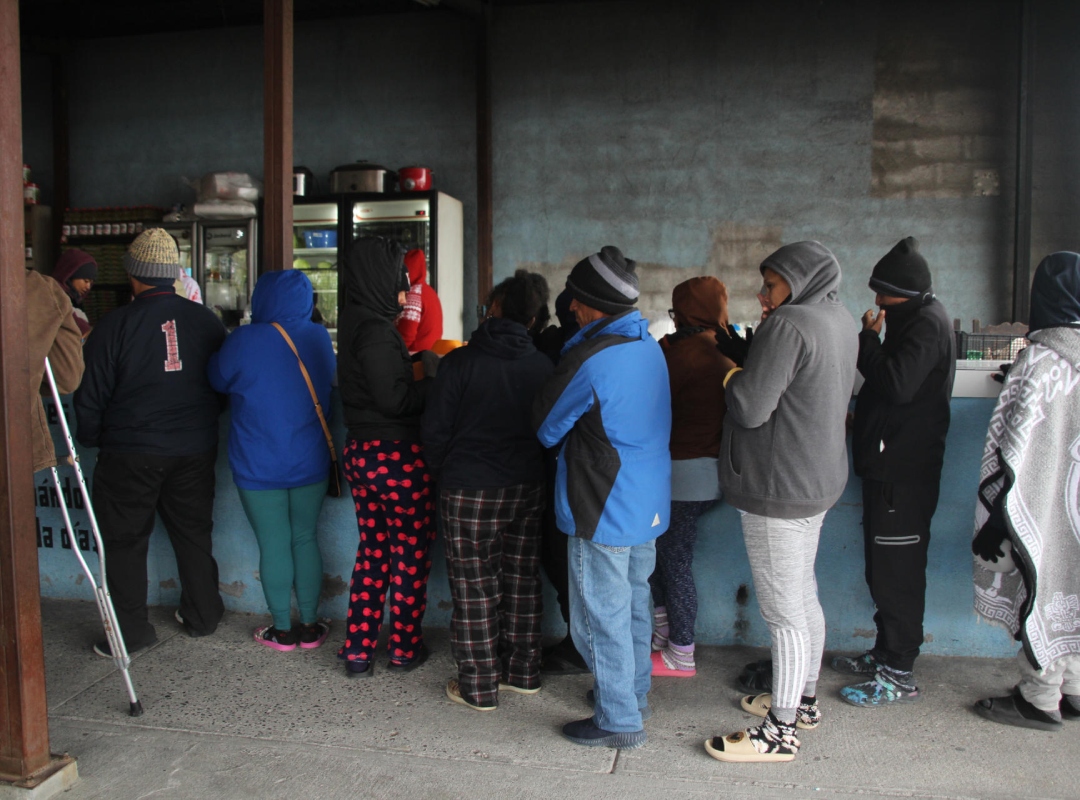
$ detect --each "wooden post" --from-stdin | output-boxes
[263,0,293,272]
[0,0,72,785]
[475,0,493,316]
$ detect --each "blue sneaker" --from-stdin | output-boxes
[841,670,919,707]
[562,717,646,749]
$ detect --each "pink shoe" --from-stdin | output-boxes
[254,625,298,652]
[651,649,696,678]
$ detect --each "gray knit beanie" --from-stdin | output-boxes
[565,245,640,315]
[125,228,180,282]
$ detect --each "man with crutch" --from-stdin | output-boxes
[75,229,227,655]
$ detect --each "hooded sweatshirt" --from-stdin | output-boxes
[207,270,336,491]
[421,316,554,489]
[661,276,731,460]
[720,241,858,518]
[852,290,955,484]
[396,249,444,353]
[338,237,428,441]
[51,248,97,336]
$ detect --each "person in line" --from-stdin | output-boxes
[533,246,671,750]
[337,237,438,676]
[175,263,202,304]
[27,267,85,473]
[972,252,1080,731]
[396,248,443,354]
[650,276,735,677]
[208,269,336,652]
[423,270,555,711]
[535,288,590,676]
[706,241,856,763]
[75,228,227,654]
[834,237,955,706]
[50,248,98,339]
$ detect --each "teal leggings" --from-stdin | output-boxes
[237,480,327,631]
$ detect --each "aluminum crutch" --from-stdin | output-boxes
[43,357,143,716]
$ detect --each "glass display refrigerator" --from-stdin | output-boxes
[293,191,463,348]
[198,218,257,329]
[161,221,198,282]
[291,201,340,342]
[340,191,463,341]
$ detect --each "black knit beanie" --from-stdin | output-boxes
[565,245,640,315]
[869,237,931,298]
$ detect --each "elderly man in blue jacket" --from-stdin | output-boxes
[533,245,672,750]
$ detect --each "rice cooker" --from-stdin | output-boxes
[330,162,395,194]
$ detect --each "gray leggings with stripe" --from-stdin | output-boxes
[740,510,827,725]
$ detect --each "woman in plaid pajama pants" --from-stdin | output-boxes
[422,271,555,710]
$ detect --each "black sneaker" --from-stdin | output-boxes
[344,659,374,678]
[562,717,646,749]
[387,643,430,672]
[297,620,330,650]
[175,609,214,638]
[540,637,589,675]
[93,637,155,658]
[253,625,298,652]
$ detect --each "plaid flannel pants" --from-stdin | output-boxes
[441,482,544,707]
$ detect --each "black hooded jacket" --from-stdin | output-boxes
[852,294,955,483]
[421,317,554,489]
[338,237,427,442]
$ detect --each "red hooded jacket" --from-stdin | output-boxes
[395,248,443,353]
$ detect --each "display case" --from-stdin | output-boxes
[344,191,463,340]
[292,201,339,342]
[199,219,257,329]
[60,206,169,323]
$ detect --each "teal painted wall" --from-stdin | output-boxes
[36,393,1014,658]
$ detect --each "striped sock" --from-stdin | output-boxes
[651,606,669,651]
[661,642,695,671]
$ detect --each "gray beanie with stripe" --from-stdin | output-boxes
[565,245,640,315]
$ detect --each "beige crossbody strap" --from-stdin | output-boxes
[271,322,335,458]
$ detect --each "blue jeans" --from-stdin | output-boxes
[568,535,655,732]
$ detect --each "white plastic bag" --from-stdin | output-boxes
[195,172,262,202]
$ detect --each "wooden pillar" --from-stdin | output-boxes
[263,0,293,272]
[475,1,493,315]
[0,0,68,785]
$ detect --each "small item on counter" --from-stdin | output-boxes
[966,350,983,360]
[23,164,30,183]
[23,183,39,204]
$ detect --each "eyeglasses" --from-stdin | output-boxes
[668,309,675,320]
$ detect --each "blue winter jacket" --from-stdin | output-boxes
[207,270,336,491]
[532,309,672,546]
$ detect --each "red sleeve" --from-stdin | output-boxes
[413,285,444,351]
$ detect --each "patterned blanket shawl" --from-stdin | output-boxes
[973,327,1080,670]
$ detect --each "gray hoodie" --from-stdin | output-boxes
[720,241,857,518]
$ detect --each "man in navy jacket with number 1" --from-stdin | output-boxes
[75,228,227,656]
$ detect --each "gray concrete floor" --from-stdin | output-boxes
[36,598,1077,799]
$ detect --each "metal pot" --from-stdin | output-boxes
[293,166,314,196]
[330,162,395,194]
[399,166,433,192]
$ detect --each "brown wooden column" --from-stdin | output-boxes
[263,0,293,272]
[0,0,67,785]
[475,1,493,314]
